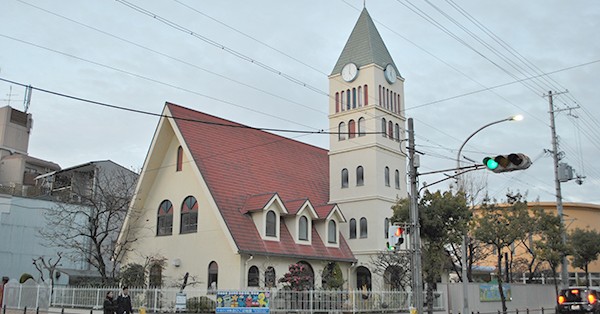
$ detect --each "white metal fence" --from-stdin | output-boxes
[4,284,446,313]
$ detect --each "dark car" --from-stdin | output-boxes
[557,287,600,314]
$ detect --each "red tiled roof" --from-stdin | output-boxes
[241,193,278,214]
[167,103,355,262]
[283,199,308,215]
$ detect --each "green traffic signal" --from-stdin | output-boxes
[483,157,499,170]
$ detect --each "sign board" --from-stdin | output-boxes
[216,291,270,313]
[175,292,187,311]
[479,283,512,302]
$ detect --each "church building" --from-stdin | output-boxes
[118,7,407,291]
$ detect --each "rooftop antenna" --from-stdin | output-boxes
[1,85,18,106]
[23,85,32,113]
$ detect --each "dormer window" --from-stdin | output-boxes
[266,210,277,237]
[299,216,309,241]
[328,220,337,244]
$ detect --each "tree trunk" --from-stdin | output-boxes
[497,251,507,314]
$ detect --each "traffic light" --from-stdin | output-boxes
[387,226,405,251]
[482,153,532,173]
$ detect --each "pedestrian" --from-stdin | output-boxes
[0,277,9,308]
[117,286,133,314]
[103,291,117,314]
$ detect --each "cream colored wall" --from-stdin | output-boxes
[0,107,31,154]
[122,121,242,289]
[0,157,25,185]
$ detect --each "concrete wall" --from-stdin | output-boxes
[0,195,83,284]
[441,282,556,314]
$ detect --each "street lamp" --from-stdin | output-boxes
[456,114,522,314]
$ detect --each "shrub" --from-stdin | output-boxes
[19,273,34,283]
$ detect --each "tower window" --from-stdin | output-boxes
[356,166,364,186]
[388,121,394,139]
[341,90,345,110]
[384,167,390,187]
[364,85,368,106]
[346,89,351,110]
[395,170,400,189]
[341,168,349,188]
[352,88,357,109]
[338,122,346,141]
[378,85,382,106]
[360,217,368,238]
[394,123,400,142]
[335,92,340,113]
[358,117,366,137]
[398,94,402,112]
[358,86,363,107]
[349,218,357,239]
[348,120,356,139]
[381,118,387,137]
[384,218,389,238]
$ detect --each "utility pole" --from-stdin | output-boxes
[546,90,569,288]
[408,118,423,314]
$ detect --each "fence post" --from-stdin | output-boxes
[61,307,64,314]
[36,307,39,314]
[96,288,101,309]
[516,308,519,314]
[23,306,26,314]
[18,284,23,309]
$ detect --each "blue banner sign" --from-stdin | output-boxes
[479,283,512,302]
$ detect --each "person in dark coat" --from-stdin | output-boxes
[103,291,117,314]
[117,286,133,314]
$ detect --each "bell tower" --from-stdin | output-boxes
[328,8,408,289]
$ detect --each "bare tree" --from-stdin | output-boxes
[32,253,62,295]
[39,168,140,285]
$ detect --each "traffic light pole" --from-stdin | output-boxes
[546,90,569,288]
[408,118,423,314]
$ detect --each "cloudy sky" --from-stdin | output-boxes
[1,1,599,206]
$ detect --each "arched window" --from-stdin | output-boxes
[364,85,369,106]
[338,122,346,141]
[265,267,276,288]
[388,121,394,139]
[248,266,259,287]
[328,220,337,244]
[358,117,366,137]
[349,218,357,239]
[393,92,397,113]
[341,168,349,188]
[378,85,382,106]
[180,196,198,234]
[395,170,400,190]
[384,218,389,238]
[394,123,400,142]
[208,261,218,290]
[346,89,351,110]
[149,264,162,288]
[266,210,277,237]
[381,118,387,137]
[348,120,356,138]
[356,266,372,290]
[176,146,183,171]
[356,166,364,186]
[352,88,357,108]
[299,216,309,241]
[335,92,340,113]
[358,86,363,107]
[341,90,345,110]
[157,200,173,236]
[384,167,390,187]
[397,94,401,112]
[360,217,368,238]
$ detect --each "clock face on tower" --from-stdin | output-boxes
[384,64,397,84]
[341,63,358,82]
